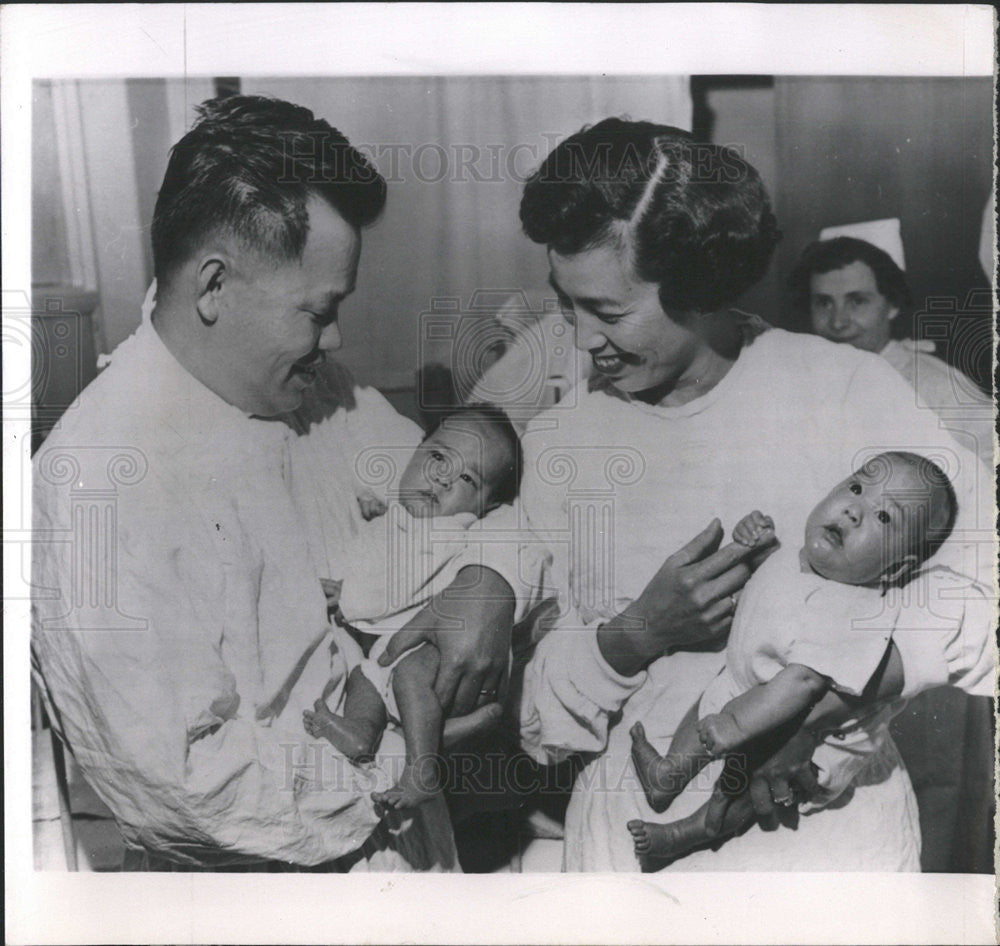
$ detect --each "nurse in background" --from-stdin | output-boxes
[790,235,994,468]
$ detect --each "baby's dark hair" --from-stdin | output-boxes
[426,403,523,506]
[875,451,958,563]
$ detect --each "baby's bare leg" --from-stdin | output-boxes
[371,645,443,810]
[630,700,714,813]
[302,666,387,763]
[627,790,756,872]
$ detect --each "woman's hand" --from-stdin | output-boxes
[703,643,906,836]
[597,519,767,676]
[743,727,822,827]
[378,565,515,716]
[704,725,822,835]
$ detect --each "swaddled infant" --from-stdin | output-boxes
[304,404,523,809]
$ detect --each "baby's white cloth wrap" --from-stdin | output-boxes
[325,495,551,720]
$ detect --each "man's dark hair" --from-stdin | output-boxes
[152,95,386,282]
[519,117,781,314]
[427,403,523,506]
[789,237,913,337]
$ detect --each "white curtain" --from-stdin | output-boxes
[241,76,691,389]
[33,78,216,355]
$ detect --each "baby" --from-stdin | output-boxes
[303,404,523,810]
[626,450,957,869]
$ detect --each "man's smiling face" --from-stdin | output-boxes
[218,196,360,416]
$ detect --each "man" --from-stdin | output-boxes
[32,95,514,870]
[790,236,994,467]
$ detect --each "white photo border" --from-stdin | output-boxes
[3,4,996,944]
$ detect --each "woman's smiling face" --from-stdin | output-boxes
[548,242,702,396]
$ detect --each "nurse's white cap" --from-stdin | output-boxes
[818,218,906,272]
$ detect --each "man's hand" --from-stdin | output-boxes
[378,565,514,716]
[598,520,768,676]
[442,702,503,749]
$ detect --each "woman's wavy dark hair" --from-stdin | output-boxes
[519,117,781,314]
[152,95,387,283]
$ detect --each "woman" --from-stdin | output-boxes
[515,119,993,871]
[789,235,994,468]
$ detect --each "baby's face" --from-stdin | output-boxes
[803,455,936,585]
[398,418,509,519]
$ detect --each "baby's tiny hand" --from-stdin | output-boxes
[357,491,387,521]
[732,510,775,548]
[697,712,746,756]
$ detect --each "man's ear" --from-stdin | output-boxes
[195,257,227,326]
[886,305,900,323]
[880,553,918,594]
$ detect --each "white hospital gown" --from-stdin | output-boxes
[32,322,456,869]
[519,324,995,871]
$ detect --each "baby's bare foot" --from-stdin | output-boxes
[371,757,442,811]
[302,698,381,763]
[697,712,746,756]
[627,814,714,872]
[629,722,688,814]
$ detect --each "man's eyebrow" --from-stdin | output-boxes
[547,273,620,309]
[311,286,354,309]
